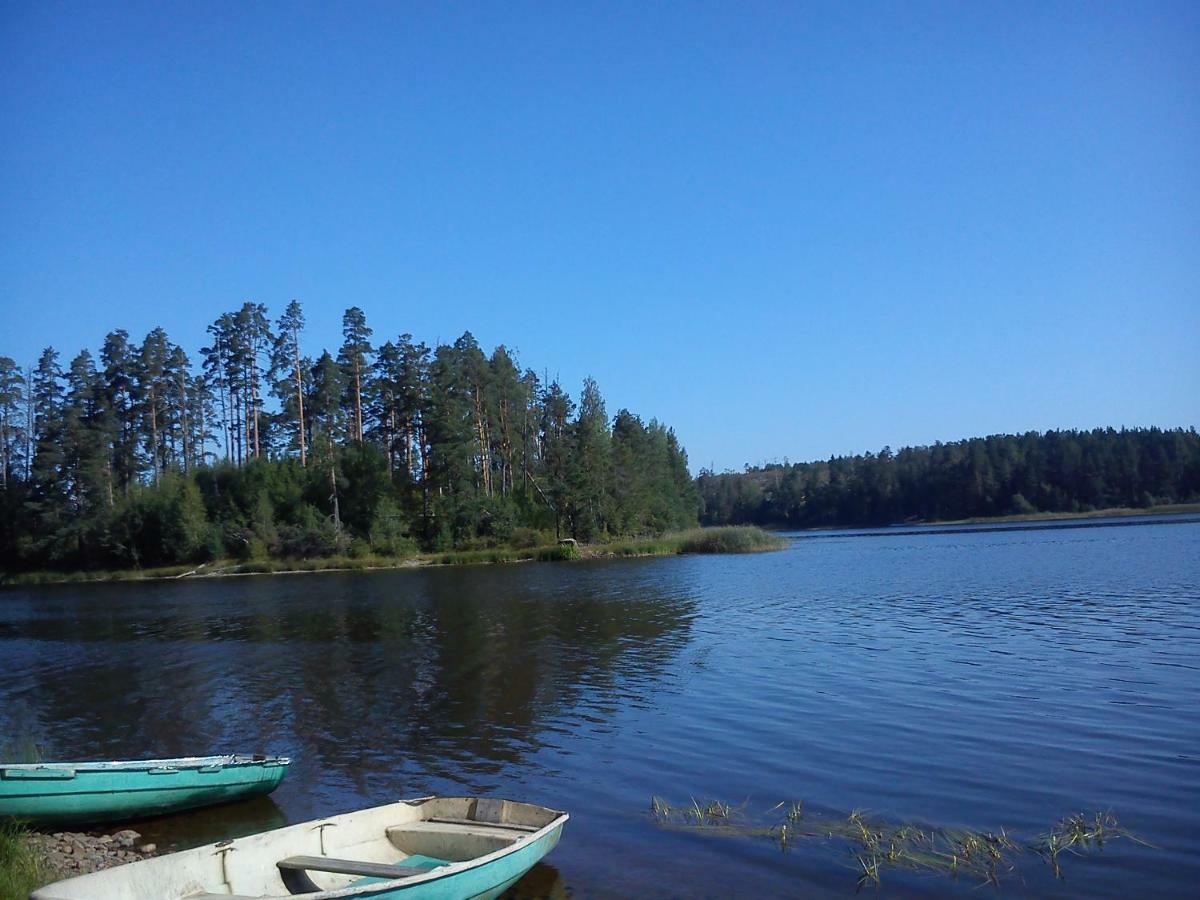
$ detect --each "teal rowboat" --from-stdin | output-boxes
[32,796,568,900]
[0,755,289,825]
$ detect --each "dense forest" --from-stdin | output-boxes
[698,428,1200,528]
[0,302,698,572]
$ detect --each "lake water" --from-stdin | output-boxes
[2,516,1198,897]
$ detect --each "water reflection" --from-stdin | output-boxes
[2,564,696,804]
[129,795,289,848]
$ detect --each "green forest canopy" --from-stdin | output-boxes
[0,302,697,571]
[698,427,1200,528]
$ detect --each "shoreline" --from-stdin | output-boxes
[1,826,158,897]
[919,502,1200,527]
[768,502,1200,533]
[4,507,1194,586]
[0,527,787,588]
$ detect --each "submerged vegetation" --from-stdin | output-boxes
[0,302,700,575]
[649,797,1147,889]
[699,427,1200,528]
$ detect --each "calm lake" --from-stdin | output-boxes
[3,516,1199,897]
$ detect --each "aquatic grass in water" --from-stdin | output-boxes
[649,797,1145,889]
[675,527,787,554]
[1032,811,1150,879]
[0,736,42,764]
[598,527,786,558]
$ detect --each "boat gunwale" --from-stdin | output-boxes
[1,754,291,773]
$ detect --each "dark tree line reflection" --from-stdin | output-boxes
[2,563,695,805]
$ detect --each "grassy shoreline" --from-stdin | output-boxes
[0,823,45,900]
[0,526,787,588]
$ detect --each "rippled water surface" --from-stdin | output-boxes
[3,517,1199,897]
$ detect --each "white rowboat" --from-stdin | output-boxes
[31,796,568,900]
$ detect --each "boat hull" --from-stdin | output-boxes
[336,823,562,900]
[0,756,289,825]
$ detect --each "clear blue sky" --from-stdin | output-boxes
[2,1,1197,472]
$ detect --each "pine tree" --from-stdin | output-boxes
[235,302,273,460]
[338,307,373,443]
[100,330,138,502]
[62,349,105,512]
[539,381,575,538]
[272,300,308,465]
[136,327,171,484]
[487,346,526,496]
[0,356,26,489]
[201,315,235,462]
[308,351,345,529]
[396,335,431,485]
[570,376,612,541]
[456,332,493,496]
[30,347,66,492]
[371,339,402,473]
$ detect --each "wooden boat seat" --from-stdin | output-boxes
[384,820,525,862]
[397,819,534,840]
[425,816,539,832]
[278,855,433,879]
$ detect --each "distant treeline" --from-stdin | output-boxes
[698,428,1200,528]
[0,302,697,572]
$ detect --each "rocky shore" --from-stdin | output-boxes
[27,829,158,880]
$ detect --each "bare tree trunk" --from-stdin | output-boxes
[418,421,429,486]
[498,396,513,494]
[251,357,260,459]
[196,398,206,470]
[404,419,413,481]
[328,436,340,529]
[179,372,189,474]
[387,408,396,474]
[150,386,160,486]
[294,329,306,467]
[354,362,363,442]
[25,367,33,481]
[473,384,492,496]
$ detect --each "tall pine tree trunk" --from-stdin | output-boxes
[473,384,492,496]
[179,372,189,474]
[150,386,160,486]
[328,427,340,529]
[25,367,33,481]
[354,362,363,442]
[294,331,306,467]
[251,358,260,459]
